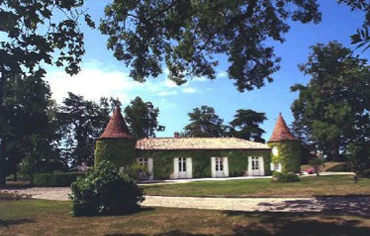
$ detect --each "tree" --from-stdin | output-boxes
[291,41,370,170]
[124,97,165,139]
[100,0,321,91]
[1,75,61,180]
[58,93,119,166]
[184,106,225,137]
[336,1,370,52]
[229,109,266,143]
[309,158,324,176]
[0,1,93,186]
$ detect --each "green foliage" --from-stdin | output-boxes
[31,172,86,187]
[0,74,62,186]
[94,139,136,168]
[125,162,152,181]
[269,141,301,173]
[0,0,93,186]
[291,41,370,162]
[309,158,324,167]
[291,41,370,176]
[70,161,144,216]
[309,158,324,176]
[124,96,165,139]
[100,0,321,91]
[336,1,370,51]
[58,93,121,166]
[229,109,267,143]
[272,172,300,183]
[139,149,271,179]
[184,106,226,137]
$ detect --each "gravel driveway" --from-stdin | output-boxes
[3,187,370,216]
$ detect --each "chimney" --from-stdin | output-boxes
[174,132,180,138]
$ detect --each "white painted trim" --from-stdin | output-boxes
[148,158,154,180]
[270,162,274,171]
[173,157,179,179]
[186,157,192,179]
[223,157,229,177]
[211,157,216,178]
[247,156,252,176]
[259,156,265,176]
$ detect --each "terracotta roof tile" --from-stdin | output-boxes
[136,137,270,150]
[268,113,297,142]
[99,107,133,139]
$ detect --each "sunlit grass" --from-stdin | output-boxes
[142,175,370,197]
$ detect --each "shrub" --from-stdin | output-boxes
[125,163,152,181]
[272,172,300,183]
[70,160,145,216]
[31,172,86,187]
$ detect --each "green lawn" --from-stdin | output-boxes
[142,175,370,197]
[1,199,370,236]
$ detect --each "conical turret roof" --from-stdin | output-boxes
[268,113,297,142]
[98,107,133,139]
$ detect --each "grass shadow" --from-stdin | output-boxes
[0,218,36,228]
[224,211,370,236]
[105,231,213,236]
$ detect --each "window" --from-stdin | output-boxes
[272,146,279,156]
[252,157,259,170]
[179,158,186,172]
[275,163,281,171]
[215,158,223,171]
[138,158,148,172]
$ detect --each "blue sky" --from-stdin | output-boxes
[45,0,365,140]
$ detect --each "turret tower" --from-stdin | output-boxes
[268,113,300,173]
[94,107,136,169]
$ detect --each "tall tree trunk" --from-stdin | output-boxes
[332,140,340,162]
[0,63,6,187]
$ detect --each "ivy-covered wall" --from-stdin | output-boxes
[137,149,271,179]
[95,138,136,168]
[268,141,300,173]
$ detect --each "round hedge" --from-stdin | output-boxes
[94,138,136,168]
[70,161,144,216]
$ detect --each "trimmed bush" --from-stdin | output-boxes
[31,172,86,187]
[272,172,300,183]
[70,160,144,216]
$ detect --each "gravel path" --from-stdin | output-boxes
[3,187,370,216]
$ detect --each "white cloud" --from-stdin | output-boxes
[158,90,178,96]
[182,87,198,93]
[192,76,207,82]
[218,71,228,78]
[165,79,178,88]
[44,61,184,104]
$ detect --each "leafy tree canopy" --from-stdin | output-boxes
[58,93,119,166]
[229,109,267,143]
[100,0,321,91]
[184,105,225,137]
[124,96,165,139]
[1,74,60,178]
[0,0,93,186]
[291,41,370,173]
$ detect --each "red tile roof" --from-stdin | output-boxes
[98,107,133,139]
[268,113,297,142]
[136,137,270,150]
